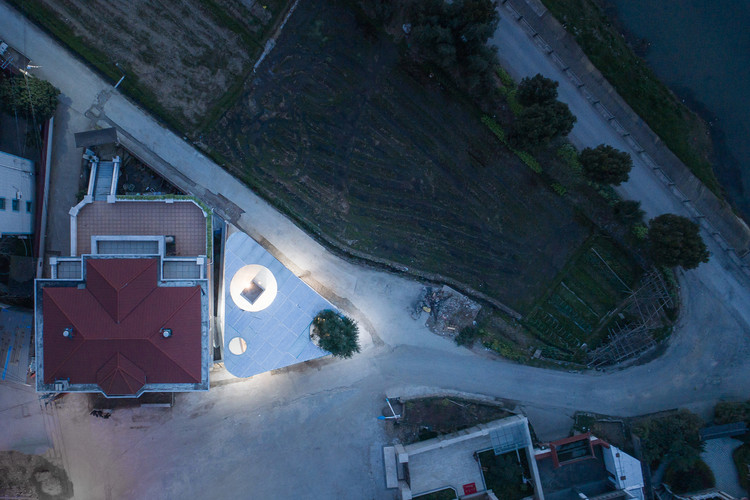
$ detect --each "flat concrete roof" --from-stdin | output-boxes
[222,232,329,378]
[75,200,206,256]
[0,307,32,385]
[74,128,117,148]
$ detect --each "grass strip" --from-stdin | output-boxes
[481,115,541,173]
[539,0,721,196]
[6,0,185,131]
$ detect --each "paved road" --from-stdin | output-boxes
[2,2,750,498]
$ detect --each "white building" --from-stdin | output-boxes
[0,151,34,236]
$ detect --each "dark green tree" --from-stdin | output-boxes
[664,459,715,493]
[512,100,576,147]
[714,400,750,426]
[580,144,633,185]
[633,410,704,469]
[0,75,60,122]
[648,214,710,269]
[613,200,645,225]
[311,310,361,358]
[408,0,499,94]
[516,73,559,106]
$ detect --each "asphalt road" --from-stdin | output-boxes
[1,2,750,499]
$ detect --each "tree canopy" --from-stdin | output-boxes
[512,100,576,147]
[0,75,60,122]
[580,144,633,185]
[409,0,499,94]
[633,410,704,469]
[516,73,559,107]
[311,310,361,358]
[648,214,710,269]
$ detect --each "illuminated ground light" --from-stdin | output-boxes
[229,264,278,312]
[228,336,248,355]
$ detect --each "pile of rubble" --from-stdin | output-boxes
[411,285,481,337]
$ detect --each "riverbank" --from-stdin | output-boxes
[597,0,750,222]
[539,0,722,199]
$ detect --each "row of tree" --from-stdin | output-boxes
[514,76,709,269]
[0,74,60,122]
[408,0,500,96]
[511,74,576,147]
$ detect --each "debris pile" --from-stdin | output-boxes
[411,285,481,337]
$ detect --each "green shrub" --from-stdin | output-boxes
[505,88,523,116]
[482,115,508,144]
[714,401,750,426]
[733,444,750,491]
[0,75,60,122]
[632,410,704,468]
[552,183,567,196]
[613,200,645,225]
[456,326,482,346]
[594,183,620,205]
[495,67,515,88]
[631,224,648,240]
[664,458,715,494]
[482,338,526,362]
[557,144,582,173]
[312,310,361,358]
[515,150,542,173]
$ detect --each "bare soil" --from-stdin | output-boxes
[116,149,183,196]
[0,451,73,499]
[207,0,590,311]
[388,397,513,445]
[26,0,287,130]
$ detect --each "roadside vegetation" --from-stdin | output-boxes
[0,74,60,122]
[714,400,750,492]
[539,0,721,196]
[647,214,710,270]
[633,410,715,493]
[734,444,750,492]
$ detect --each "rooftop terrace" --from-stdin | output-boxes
[74,200,206,256]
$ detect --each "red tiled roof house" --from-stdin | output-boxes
[35,196,210,397]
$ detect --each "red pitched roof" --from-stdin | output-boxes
[42,258,203,396]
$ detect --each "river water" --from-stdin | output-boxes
[605,0,750,218]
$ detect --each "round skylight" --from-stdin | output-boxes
[228,336,248,355]
[229,264,278,312]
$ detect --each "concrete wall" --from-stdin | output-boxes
[503,0,750,261]
[0,151,34,236]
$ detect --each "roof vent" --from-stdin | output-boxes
[161,328,173,338]
[54,379,69,391]
[63,327,74,339]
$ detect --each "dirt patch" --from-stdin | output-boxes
[412,286,482,337]
[16,0,289,131]
[207,0,589,312]
[387,397,513,445]
[574,412,631,452]
[116,150,183,196]
[0,451,73,499]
